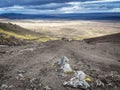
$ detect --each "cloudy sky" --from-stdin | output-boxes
[0,0,120,14]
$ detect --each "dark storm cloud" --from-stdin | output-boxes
[0,0,95,7]
[0,0,120,14]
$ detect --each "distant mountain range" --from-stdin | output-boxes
[0,13,120,20]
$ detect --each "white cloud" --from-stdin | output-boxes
[9,5,24,9]
[97,0,120,1]
[59,5,83,13]
[0,5,24,12]
[110,8,120,12]
[4,5,24,10]
[0,5,57,14]
[67,2,81,5]
[84,0,120,4]
[27,3,63,9]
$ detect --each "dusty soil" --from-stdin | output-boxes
[0,33,120,90]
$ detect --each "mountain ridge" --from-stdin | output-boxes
[0,13,120,20]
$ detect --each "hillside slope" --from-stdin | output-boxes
[0,22,59,45]
[0,22,38,46]
[84,32,120,43]
[0,33,120,90]
[0,22,40,38]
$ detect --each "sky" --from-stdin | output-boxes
[0,0,120,14]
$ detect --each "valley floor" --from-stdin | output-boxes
[1,19,120,40]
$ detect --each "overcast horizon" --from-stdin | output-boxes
[0,0,120,15]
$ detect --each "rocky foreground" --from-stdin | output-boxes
[0,33,120,90]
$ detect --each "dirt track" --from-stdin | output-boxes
[0,34,120,90]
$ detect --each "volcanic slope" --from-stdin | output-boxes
[0,33,120,90]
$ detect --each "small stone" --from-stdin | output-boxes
[8,85,14,88]
[16,73,25,80]
[39,83,42,87]
[18,73,24,78]
[107,83,113,87]
[25,89,30,90]
[73,65,79,70]
[44,86,52,90]
[96,79,104,87]
[1,84,8,90]
[17,70,25,74]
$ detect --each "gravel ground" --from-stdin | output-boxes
[0,34,120,90]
